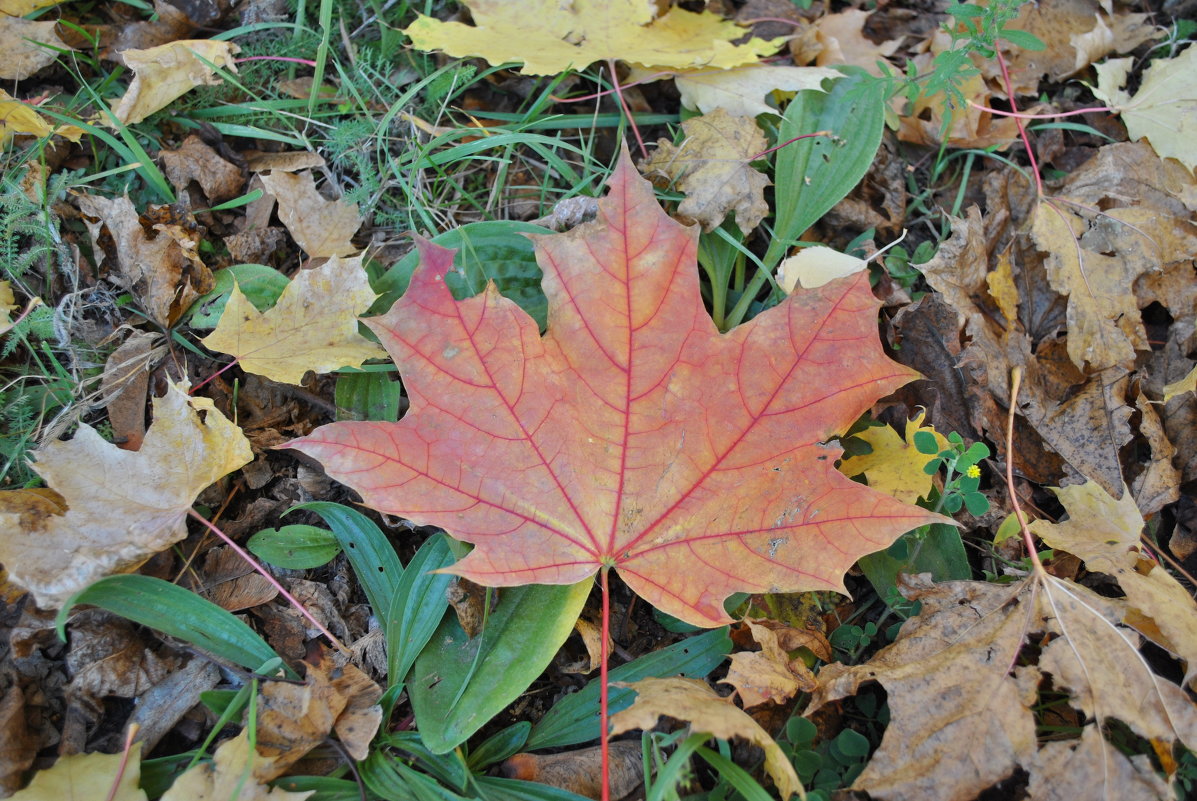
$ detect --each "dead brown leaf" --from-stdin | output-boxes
[109,39,240,125]
[259,170,361,258]
[501,741,643,801]
[162,729,312,800]
[813,9,900,76]
[160,135,245,204]
[640,108,769,234]
[0,18,70,80]
[722,619,819,708]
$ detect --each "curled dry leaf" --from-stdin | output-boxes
[0,90,84,144]
[284,148,942,629]
[160,135,244,204]
[0,381,252,609]
[610,677,802,800]
[259,170,362,259]
[722,618,821,707]
[200,255,385,385]
[10,743,146,801]
[161,730,313,801]
[0,18,70,80]
[641,108,769,234]
[404,0,784,76]
[809,571,1197,801]
[812,9,900,75]
[776,246,866,293]
[110,39,239,125]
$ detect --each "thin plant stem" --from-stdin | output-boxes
[968,102,1112,120]
[1004,367,1046,577]
[749,130,830,161]
[105,723,140,801]
[188,508,351,653]
[993,48,1043,197]
[600,565,612,801]
[606,59,647,159]
[189,358,239,394]
[237,56,318,67]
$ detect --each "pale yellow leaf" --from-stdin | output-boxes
[610,677,803,800]
[1163,365,1197,402]
[776,246,865,292]
[0,89,84,143]
[0,0,67,14]
[665,64,838,118]
[161,730,312,801]
[640,109,769,234]
[259,170,361,258]
[0,280,14,327]
[0,381,252,609]
[201,255,385,384]
[721,619,819,707]
[110,40,239,125]
[813,9,900,76]
[1093,44,1197,172]
[403,0,783,76]
[11,744,146,801]
[1031,480,1197,687]
[837,411,948,505]
[0,17,71,80]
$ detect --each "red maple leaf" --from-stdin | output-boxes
[283,150,941,628]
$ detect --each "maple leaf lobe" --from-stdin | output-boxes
[284,148,941,628]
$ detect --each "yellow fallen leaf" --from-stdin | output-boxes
[0,280,14,326]
[630,64,838,118]
[1092,44,1197,172]
[161,730,313,801]
[0,17,71,80]
[610,677,803,800]
[838,411,949,505]
[109,39,239,125]
[1031,480,1197,688]
[640,108,769,234]
[11,743,146,801]
[1163,365,1197,402]
[0,0,67,14]
[0,89,84,143]
[721,619,820,708]
[776,246,866,292]
[201,255,385,385]
[0,381,252,609]
[404,0,784,76]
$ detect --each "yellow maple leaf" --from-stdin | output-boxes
[839,411,949,504]
[109,40,239,125]
[161,730,312,801]
[1163,365,1197,403]
[201,255,386,385]
[259,170,362,259]
[0,89,84,144]
[404,0,784,76]
[1093,44,1197,173]
[11,743,146,801]
[0,381,252,609]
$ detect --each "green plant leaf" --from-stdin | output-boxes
[912,430,940,455]
[764,72,886,270]
[335,370,402,422]
[998,27,1047,51]
[187,263,290,328]
[386,533,456,688]
[468,722,532,771]
[474,776,592,801]
[288,502,404,619]
[55,575,287,675]
[370,221,552,328]
[858,523,970,609]
[247,524,342,569]
[408,581,590,754]
[526,626,733,751]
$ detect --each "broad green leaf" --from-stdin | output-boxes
[247,524,342,569]
[371,221,551,328]
[765,72,886,269]
[288,502,404,618]
[467,722,532,771]
[55,575,286,675]
[858,523,970,608]
[526,626,732,750]
[409,581,590,754]
[475,777,592,801]
[335,371,402,422]
[187,263,289,329]
[386,533,456,688]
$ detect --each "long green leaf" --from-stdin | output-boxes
[409,581,590,754]
[526,626,732,751]
[55,575,285,674]
[288,502,404,618]
[386,533,455,688]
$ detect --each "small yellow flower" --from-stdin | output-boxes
[966,465,981,479]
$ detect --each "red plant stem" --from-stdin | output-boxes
[106,723,139,801]
[189,358,239,394]
[993,48,1043,197]
[750,130,830,161]
[607,59,647,160]
[551,70,674,103]
[1004,368,1045,575]
[237,56,318,67]
[968,101,1112,120]
[187,508,351,653]
[600,565,612,801]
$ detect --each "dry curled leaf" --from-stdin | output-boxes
[161,730,313,800]
[284,148,941,629]
[0,381,252,608]
[722,618,820,708]
[110,39,239,125]
[641,108,770,234]
[0,17,70,80]
[259,170,362,258]
[201,255,385,384]
[630,64,838,118]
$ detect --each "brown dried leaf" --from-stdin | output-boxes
[259,170,361,258]
[813,9,900,75]
[162,730,312,800]
[640,109,769,234]
[501,741,643,801]
[722,619,819,707]
[160,135,244,204]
